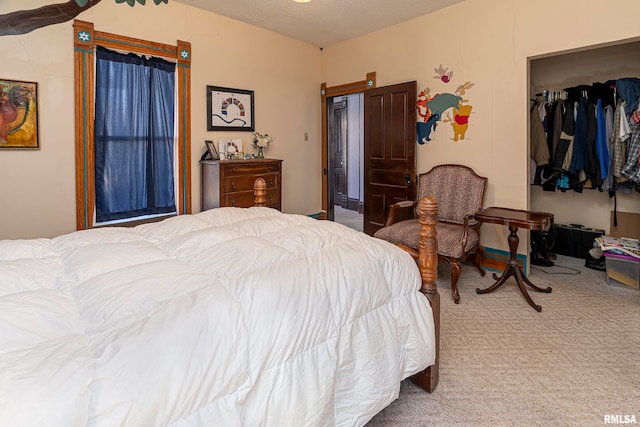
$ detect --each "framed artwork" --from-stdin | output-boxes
[207,85,254,131]
[0,78,39,149]
[204,140,219,160]
[219,138,243,160]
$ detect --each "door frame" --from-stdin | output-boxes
[320,72,376,220]
[328,97,348,209]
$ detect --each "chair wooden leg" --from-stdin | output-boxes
[474,245,486,276]
[450,260,461,304]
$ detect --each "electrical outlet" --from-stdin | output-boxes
[304,132,308,141]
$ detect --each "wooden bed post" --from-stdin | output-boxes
[410,196,440,393]
[254,178,267,207]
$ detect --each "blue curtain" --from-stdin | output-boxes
[95,46,176,222]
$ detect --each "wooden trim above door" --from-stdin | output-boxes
[323,72,377,98]
[320,72,376,219]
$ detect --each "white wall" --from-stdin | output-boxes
[0,0,322,239]
[321,0,640,254]
[4,0,640,244]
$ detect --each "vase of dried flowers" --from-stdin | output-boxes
[252,131,274,159]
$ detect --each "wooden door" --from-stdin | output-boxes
[363,81,417,236]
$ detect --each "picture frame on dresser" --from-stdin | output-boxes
[204,140,219,160]
[206,85,255,131]
[0,78,39,149]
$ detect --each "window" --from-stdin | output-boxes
[73,20,191,230]
[94,46,176,223]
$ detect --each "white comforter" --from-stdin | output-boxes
[0,207,435,427]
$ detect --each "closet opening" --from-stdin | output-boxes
[528,37,640,262]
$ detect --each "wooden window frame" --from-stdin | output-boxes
[73,20,191,230]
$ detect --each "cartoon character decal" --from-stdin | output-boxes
[417,69,475,144]
[433,64,453,83]
[444,104,472,141]
[416,88,433,122]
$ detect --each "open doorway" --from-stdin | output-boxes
[321,74,416,236]
[327,93,364,232]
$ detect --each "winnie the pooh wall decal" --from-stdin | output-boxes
[416,66,475,144]
[443,103,473,142]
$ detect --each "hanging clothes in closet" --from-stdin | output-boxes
[530,78,640,195]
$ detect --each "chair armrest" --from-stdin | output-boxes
[460,213,477,248]
[460,212,483,248]
[385,200,418,227]
[467,212,486,233]
[463,213,480,228]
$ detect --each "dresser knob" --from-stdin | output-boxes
[231,200,236,207]
[231,182,236,190]
[269,180,274,186]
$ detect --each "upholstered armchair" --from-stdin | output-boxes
[374,164,487,303]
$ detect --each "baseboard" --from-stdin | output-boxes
[480,247,527,274]
[347,198,361,212]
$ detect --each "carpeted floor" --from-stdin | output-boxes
[366,255,640,427]
[334,205,363,232]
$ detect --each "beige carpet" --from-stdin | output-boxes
[367,255,640,427]
[334,205,363,232]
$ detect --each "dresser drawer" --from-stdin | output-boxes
[225,189,280,208]
[220,162,280,176]
[262,189,281,207]
[222,172,279,193]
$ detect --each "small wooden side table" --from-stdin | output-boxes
[474,207,554,312]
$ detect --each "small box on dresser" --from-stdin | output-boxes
[201,159,282,210]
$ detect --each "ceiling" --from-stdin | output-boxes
[172,0,465,48]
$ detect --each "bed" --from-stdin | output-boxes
[0,179,440,426]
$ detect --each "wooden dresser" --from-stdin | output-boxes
[200,159,282,210]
